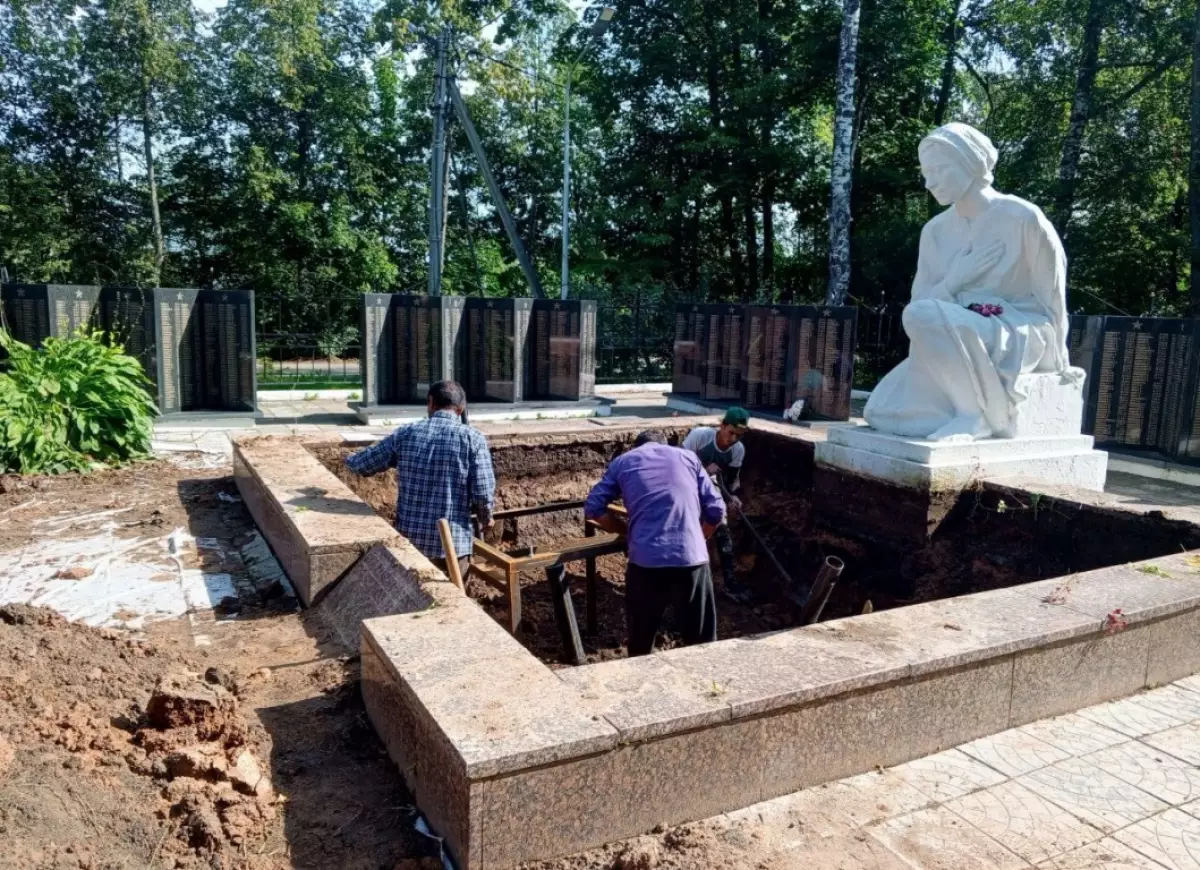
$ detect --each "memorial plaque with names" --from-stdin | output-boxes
[464,298,531,403]
[743,305,794,409]
[152,288,256,415]
[528,299,597,401]
[1069,314,1200,464]
[98,287,157,390]
[783,305,858,421]
[698,304,745,402]
[672,305,708,396]
[1,284,100,354]
[359,294,465,406]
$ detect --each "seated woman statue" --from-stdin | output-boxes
[864,122,1083,442]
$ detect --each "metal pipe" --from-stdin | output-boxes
[799,556,845,626]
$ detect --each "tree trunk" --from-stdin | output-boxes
[115,118,124,184]
[705,6,743,299]
[758,0,776,293]
[742,193,758,301]
[826,0,862,306]
[933,0,962,125]
[141,81,164,284]
[1054,0,1107,235]
[732,25,757,300]
[1190,0,1200,316]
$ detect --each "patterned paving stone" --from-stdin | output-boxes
[1132,687,1200,726]
[1020,756,1169,833]
[1078,696,1189,739]
[893,748,1009,804]
[727,769,931,849]
[1145,724,1200,768]
[871,805,1032,870]
[1086,741,1200,808]
[1019,713,1129,758]
[1174,676,1200,696]
[1036,839,1174,869]
[945,781,1106,865]
[772,832,914,869]
[961,729,1074,778]
[1114,809,1200,870]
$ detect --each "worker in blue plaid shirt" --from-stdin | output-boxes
[345,380,496,577]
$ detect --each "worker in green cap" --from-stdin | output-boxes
[682,407,752,603]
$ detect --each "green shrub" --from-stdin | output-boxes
[0,330,158,474]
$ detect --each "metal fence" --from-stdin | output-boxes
[253,294,679,390]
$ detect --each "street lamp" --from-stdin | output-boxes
[560,6,615,300]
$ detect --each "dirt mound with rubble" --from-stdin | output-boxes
[0,604,278,870]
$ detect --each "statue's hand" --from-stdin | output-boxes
[944,239,1005,295]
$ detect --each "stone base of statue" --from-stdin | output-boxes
[815,373,1107,493]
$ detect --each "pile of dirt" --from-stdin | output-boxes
[0,604,278,869]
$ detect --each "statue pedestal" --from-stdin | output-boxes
[1006,372,1086,438]
[815,426,1107,492]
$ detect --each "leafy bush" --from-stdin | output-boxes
[0,330,158,474]
[316,323,359,359]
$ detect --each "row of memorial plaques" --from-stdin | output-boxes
[360,295,597,406]
[0,283,257,416]
[672,303,858,421]
[1068,314,1200,463]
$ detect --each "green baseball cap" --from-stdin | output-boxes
[722,407,750,429]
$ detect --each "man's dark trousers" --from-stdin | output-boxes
[625,562,717,656]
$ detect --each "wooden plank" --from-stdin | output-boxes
[437,519,464,590]
[507,563,521,634]
[509,534,625,571]
[493,500,586,520]
[472,538,515,568]
[473,563,508,590]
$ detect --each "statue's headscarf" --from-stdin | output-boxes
[919,123,998,186]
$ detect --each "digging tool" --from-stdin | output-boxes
[437,519,465,590]
[713,478,846,622]
[713,476,801,601]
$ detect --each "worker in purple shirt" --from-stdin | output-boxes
[585,429,726,656]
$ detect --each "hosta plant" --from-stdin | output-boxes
[0,330,158,474]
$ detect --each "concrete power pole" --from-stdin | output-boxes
[427,29,450,296]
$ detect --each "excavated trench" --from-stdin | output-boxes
[309,430,1200,667]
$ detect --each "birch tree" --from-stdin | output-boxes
[825,0,862,306]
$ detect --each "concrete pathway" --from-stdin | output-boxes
[712,678,1200,869]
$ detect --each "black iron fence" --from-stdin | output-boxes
[253,294,679,389]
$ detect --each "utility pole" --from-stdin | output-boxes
[560,6,615,300]
[560,71,572,300]
[427,29,450,296]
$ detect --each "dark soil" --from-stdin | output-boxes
[310,441,903,666]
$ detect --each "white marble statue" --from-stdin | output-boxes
[864,122,1084,442]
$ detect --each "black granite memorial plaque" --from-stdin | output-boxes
[1,284,100,350]
[152,288,256,415]
[672,305,707,396]
[743,305,795,409]
[465,298,532,403]
[528,299,597,401]
[1068,314,1200,464]
[98,287,157,391]
[783,305,858,420]
[699,304,745,402]
[359,294,465,406]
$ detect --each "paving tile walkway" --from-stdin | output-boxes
[714,680,1200,869]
